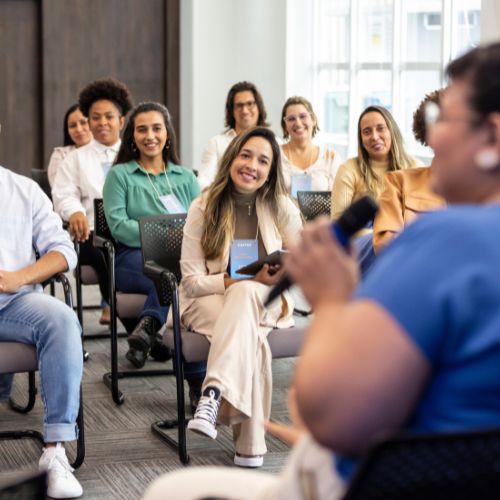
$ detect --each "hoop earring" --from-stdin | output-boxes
[474,148,499,171]
[164,139,170,151]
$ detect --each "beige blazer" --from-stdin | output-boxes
[179,194,303,327]
[373,167,445,254]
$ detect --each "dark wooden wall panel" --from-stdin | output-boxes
[0,0,41,176]
[0,0,179,175]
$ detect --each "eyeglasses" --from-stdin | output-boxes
[234,100,256,111]
[284,112,311,124]
[425,101,479,129]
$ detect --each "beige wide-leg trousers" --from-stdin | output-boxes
[182,280,286,456]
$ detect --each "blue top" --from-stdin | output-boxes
[336,205,500,480]
[0,166,76,311]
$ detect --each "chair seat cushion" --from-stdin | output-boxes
[0,343,38,374]
[79,265,99,285]
[163,326,304,363]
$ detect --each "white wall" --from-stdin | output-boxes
[481,0,500,44]
[180,0,288,170]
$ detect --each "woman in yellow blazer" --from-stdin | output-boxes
[373,90,446,254]
[180,127,303,468]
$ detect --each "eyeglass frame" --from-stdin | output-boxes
[233,100,257,111]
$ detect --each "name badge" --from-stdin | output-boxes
[291,173,312,198]
[101,161,112,178]
[159,193,186,214]
[230,239,258,279]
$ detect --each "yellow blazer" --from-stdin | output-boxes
[373,167,445,254]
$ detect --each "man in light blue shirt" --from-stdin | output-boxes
[0,165,83,498]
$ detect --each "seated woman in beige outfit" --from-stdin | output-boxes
[373,90,446,254]
[182,127,303,468]
[331,105,422,274]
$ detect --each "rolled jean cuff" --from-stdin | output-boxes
[44,423,78,443]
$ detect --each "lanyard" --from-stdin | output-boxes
[142,162,174,199]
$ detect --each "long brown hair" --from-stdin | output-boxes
[201,127,286,260]
[356,105,413,197]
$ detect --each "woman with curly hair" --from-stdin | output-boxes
[103,101,200,368]
[182,127,302,467]
[52,78,133,323]
[373,90,446,254]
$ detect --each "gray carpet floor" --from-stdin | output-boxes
[0,279,307,499]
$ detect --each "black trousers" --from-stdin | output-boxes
[78,234,110,303]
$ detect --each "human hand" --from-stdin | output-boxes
[283,217,359,308]
[0,269,26,293]
[265,387,306,445]
[69,212,90,242]
[254,263,285,286]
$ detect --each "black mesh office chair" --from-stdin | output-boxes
[0,274,85,469]
[140,214,304,464]
[31,168,52,201]
[297,190,332,221]
[93,199,172,405]
[343,428,500,500]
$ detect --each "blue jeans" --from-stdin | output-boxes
[115,246,206,379]
[115,246,168,323]
[354,232,377,278]
[0,291,82,442]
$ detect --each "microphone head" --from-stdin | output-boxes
[336,196,378,237]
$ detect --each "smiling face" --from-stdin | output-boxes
[359,111,392,162]
[283,104,316,143]
[67,108,92,147]
[88,99,124,146]
[233,90,260,134]
[133,111,168,162]
[229,136,273,194]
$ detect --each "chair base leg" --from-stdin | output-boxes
[102,368,174,406]
[151,420,190,465]
[9,372,37,414]
[0,429,45,445]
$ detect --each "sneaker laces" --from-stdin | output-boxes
[43,449,75,477]
[193,390,221,426]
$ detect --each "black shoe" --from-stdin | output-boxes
[126,316,161,368]
[127,316,160,352]
[150,335,172,362]
[187,377,203,414]
[125,347,148,369]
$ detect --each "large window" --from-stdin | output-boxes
[312,0,481,162]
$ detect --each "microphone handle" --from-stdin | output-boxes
[264,223,351,307]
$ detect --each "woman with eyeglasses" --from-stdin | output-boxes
[331,106,422,273]
[47,104,93,187]
[280,96,342,198]
[144,40,500,500]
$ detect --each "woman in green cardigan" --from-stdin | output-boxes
[103,101,200,368]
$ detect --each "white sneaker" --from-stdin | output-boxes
[234,453,264,468]
[39,443,83,499]
[187,386,221,440]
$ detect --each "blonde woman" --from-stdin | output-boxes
[181,127,302,467]
[280,96,342,198]
[332,105,422,273]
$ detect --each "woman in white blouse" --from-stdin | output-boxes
[47,104,92,187]
[280,96,342,198]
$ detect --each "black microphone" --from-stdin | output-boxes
[264,196,378,306]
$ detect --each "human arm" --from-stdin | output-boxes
[197,137,220,190]
[51,151,90,241]
[47,147,69,188]
[372,171,405,254]
[284,220,430,455]
[102,166,140,247]
[331,160,359,220]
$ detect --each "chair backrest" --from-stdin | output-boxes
[297,191,331,221]
[93,198,114,242]
[343,428,500,500]
[31,168,52,201]
[139,214,187,284]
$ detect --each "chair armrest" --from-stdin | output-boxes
[143,260,178,306]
